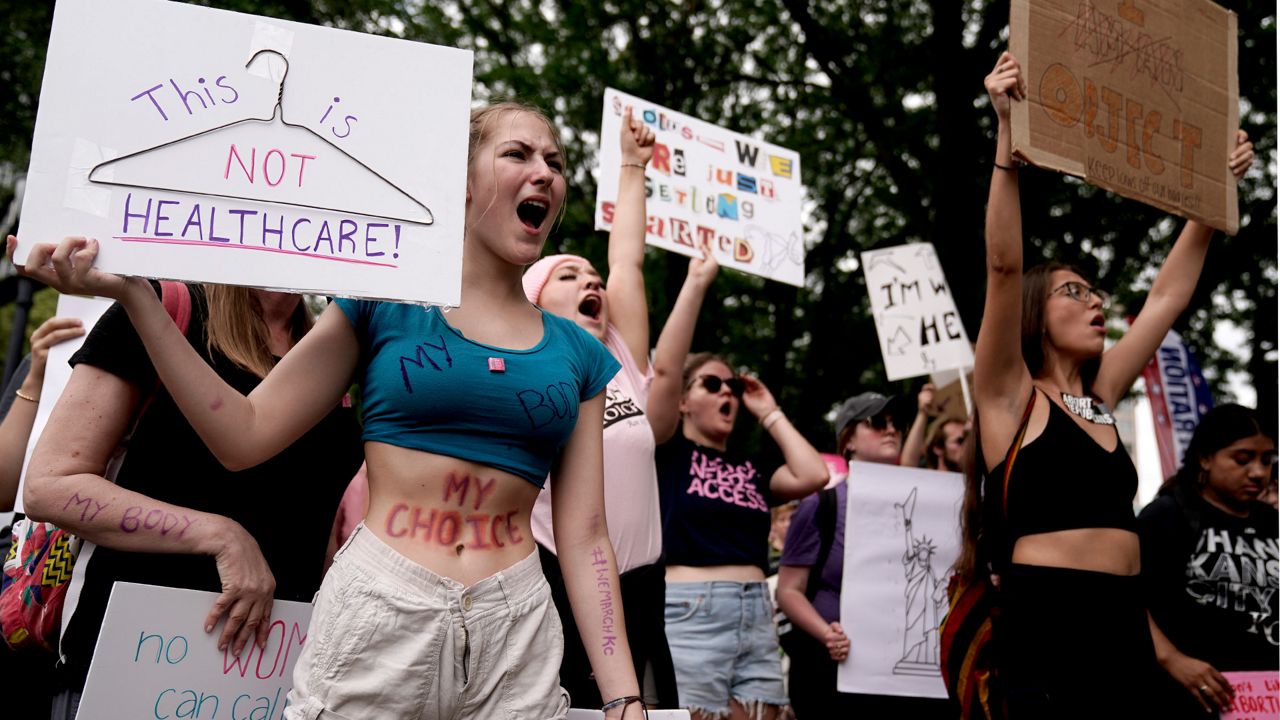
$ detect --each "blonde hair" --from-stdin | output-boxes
[467,101,568,231]
[202,285,313,379]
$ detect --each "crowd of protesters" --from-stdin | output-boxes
[0,45,1271,720]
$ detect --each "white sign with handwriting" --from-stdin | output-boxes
[862,243,973,381]
[78,582,312,720]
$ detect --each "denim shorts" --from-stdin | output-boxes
[664,581,789,717]
[286,524,570,720]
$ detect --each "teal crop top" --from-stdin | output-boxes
[335,299,619,487]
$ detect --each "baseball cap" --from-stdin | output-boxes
[835,392,896,443]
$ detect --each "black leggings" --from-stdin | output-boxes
[997,563,1159,719]
[538,544,679,709]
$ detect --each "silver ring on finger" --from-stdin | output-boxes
[1198,685,1210,694]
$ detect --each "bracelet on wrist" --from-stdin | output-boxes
[994,160,1021,171]
[14,389,39,403]
[761,408,785,431]
[602,695,646,718]
[620,162,647,170]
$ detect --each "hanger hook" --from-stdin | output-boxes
[246,49,289,112]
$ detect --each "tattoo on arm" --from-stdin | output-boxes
[63,492,110,522]
[118,506,197,537]
[592,546,618,656]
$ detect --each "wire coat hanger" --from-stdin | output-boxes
[89,49,434,225]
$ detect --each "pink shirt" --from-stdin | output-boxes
[531,324,662,572]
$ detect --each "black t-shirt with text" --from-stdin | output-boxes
[656,433,777,574]
[1139,492,1279,672]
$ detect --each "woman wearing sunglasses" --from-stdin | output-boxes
[958,52,1255,717]
[656,352,828,719]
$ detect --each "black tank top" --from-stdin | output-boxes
[986,390,1138,546]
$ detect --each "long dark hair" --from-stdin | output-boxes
[956,262,1101,581]
[1021,263,1100,389]
[1162,404,1272,500]
[955,410,985,581]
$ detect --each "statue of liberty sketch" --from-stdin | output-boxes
[892,487,950,677]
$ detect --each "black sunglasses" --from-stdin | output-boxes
[696,374,745,397]
[864,413,897,431]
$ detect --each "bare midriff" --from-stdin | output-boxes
[362,441,541,587]
[666,564,766,583]
[1012,528,1140,576]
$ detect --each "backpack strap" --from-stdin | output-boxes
[804,486,839,601]
[159,281,192,336]
[999,389,1037,517]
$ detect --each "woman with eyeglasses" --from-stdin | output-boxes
[655,351,828,719]
[957,52,1255,717]
[1139,404,1277,719]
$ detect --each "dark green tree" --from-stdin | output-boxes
[2,0,1274,452]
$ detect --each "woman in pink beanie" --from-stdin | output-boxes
[523,108,720,709]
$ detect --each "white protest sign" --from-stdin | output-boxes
[595,88,805,286]
[837,462,964,698]
[77,582,312,720]
[862,243,973,381]
[13,294,114,513]
[18,0,473,305]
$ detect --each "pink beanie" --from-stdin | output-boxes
[522,254,591,304]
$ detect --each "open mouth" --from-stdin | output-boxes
[1090,314,1106,330]
[517,198,550,232]
[578,295,602,320]
[719,401,733,418]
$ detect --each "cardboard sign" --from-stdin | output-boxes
[13,294,113,513]
[18,0,473,304]
[77,582,312,720]
[861,243,974,381]
[1222,671,1280,720]
[1010,0,1239,233]
[595,89,805,286]
[929,367,974,421]
[837,463,964,698]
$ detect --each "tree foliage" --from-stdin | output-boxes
[2,0,1274,454]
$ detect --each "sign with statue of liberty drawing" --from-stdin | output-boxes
[837,462,964,698]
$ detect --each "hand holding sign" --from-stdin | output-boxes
[1230,130,1255,180]
[1162,650,1234,714]
[207,519,277,657]
[8,235,138,302]
[985,51,1027,122]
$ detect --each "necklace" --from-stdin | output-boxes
[1060,392,1115,425]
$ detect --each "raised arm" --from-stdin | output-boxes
[10,236,356,471]
[899,383,934,468]
[1091,131,1254,407]
[974,52,1034,466]
[605,109,657,372]
[647,240,719,444]
[24,364,275,655]
[550,392,645,719]
[741,375,828,501]
[0,317,84,510]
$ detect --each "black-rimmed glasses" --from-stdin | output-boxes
[1050,280,1111,310]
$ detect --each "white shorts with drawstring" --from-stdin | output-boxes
[287,523,570,720]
